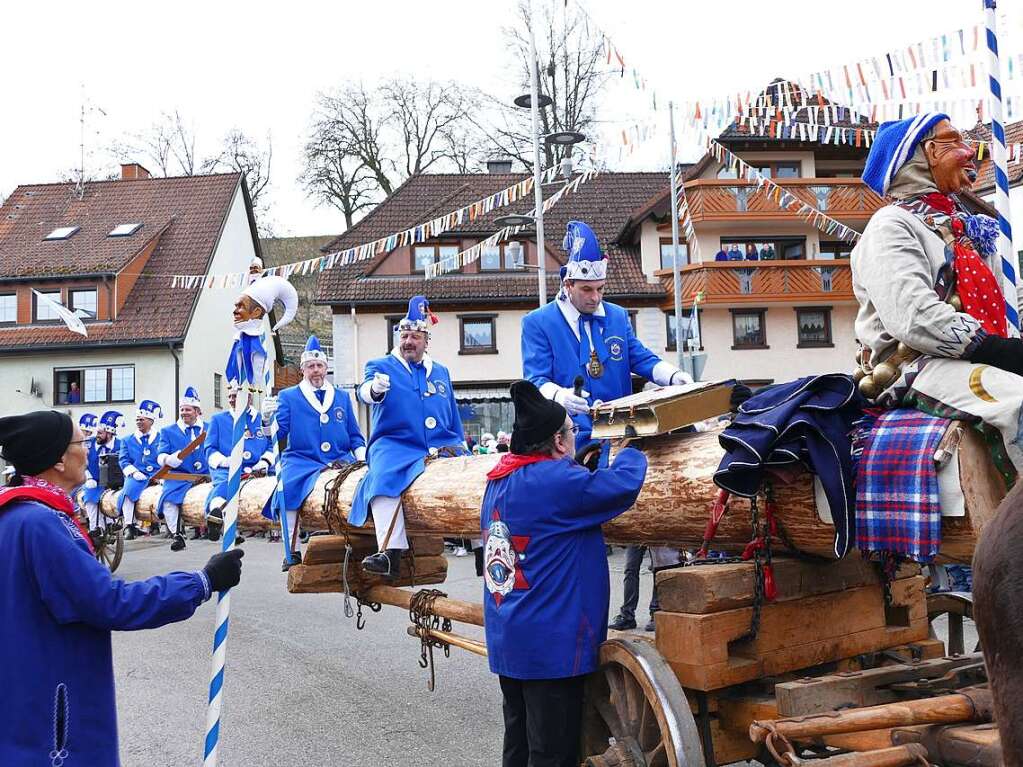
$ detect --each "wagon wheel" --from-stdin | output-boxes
[927,591,977,656]
[94,527,124,573]
[580,638,706,767]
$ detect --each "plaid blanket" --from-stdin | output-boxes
[855,409,950,563]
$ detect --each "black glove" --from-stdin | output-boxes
[729,383,753,412]
[203,549,245,593]
[574,441,602,471]
[967,335,1023,377]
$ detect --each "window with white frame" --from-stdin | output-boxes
[54,365,135,406]
[0,294,15,324]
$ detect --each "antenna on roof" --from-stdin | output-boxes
[74,83,107,200]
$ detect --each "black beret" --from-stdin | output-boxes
[510,380,568,455]
[0,411,74,476]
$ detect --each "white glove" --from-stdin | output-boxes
[354,446,367,462]
[164,453,183,469]
[554,386,590,416]
[132,470,147,482]
[251,459,270,474]
[260,396,278,422]
[670,370,694,386]
[370,373,391,397]
[84,479,98,489]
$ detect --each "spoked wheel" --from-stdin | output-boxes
[580,638,706,767]
[94,527,125,573]
[927,591,976,655]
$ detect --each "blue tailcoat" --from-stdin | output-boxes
[115,431,160,510]
[204,409,272,510]
[156,421,208,512]
[481,449,647,679]
[521,299,663,444]
[0,499,208,766]
[84,436,120,505]
[350,351,466,527]
[275,382,365,511]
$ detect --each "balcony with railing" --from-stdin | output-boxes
[658,260,855,307]
[683,178,883,223]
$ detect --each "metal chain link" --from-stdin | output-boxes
[409,589,453,691]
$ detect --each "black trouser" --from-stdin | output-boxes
[617,545,659,621]
[499,675,585,767]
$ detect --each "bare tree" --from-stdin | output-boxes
[203,129,273,210]
[111,110,199,177]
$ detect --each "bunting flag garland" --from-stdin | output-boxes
[708,140,861,245]
[672,168,700,262]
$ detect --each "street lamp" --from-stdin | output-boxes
[544,130,586,146]
[494,213,536,229]
[513,93,553,109]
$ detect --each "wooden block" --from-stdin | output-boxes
[303,534,444,565]
[656,557,920,614]
[709,717,759,764]
[353,555,448,591]
[287,555,448,594]
[717,694,778,733]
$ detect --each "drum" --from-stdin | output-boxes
[100,453,124,490]
[100,488,121,520]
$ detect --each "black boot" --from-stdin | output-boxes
[206,505,224,542]
[190,527,203,540]
[361,549,402,577]
[170,534,186,552]
[281,550,303,572]
[608,614,637,631]
[234,533,245,546]
[124,524,139,541]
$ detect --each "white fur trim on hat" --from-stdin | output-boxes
[563,259,607,281]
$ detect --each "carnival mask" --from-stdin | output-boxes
[925,120,977,195]
[232,295,266,326]
[484,520,518,600]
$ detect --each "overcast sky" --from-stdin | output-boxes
[1,0,1017,239]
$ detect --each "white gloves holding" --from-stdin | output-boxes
[164,452,183,469]
[370,373,391,398]
[251,459,270,474]
[354,446,367,462]
[261,396,278,423]
[132,470,147,482]
[670,370,694,386]
[208,453,226,470]
[84,479,98,489]
[554,386,591,416]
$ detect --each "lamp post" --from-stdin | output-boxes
[667,100,687,375]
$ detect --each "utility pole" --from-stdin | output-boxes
[527,0,547,306]
[667,101,687,374]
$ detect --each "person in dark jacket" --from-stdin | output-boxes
[0,410,244,766]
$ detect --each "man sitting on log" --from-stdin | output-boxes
[116,399,163,540]
[274,334,366,571]
[481,380,648,767]
[155,386,208,553]
[204,381,272,543]
[351,296,468,578]
[522,220,693,457]
[853,113,1023,476]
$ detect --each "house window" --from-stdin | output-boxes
[214,373,223,409]
[731,309,767,349]
[385,315,403,352]
[0,294,15,324]
[659,240,690,270]
[44,226,80,241]
[774,162,800,179]
[666,310,701,351]
[796,307,833,347]
[459,314,497,354]
[720,237,806,261]
[438,245,459,271]
[412,244,460,273]
[33,289,63,322]
[54,365,135,406]
[68,288,98,321]
[480,243,522,271]
[627,310,637,333]
[818,241,852,260]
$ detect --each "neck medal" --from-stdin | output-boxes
[587,350,604,379]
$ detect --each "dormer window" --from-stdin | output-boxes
[108,223,142,237]
[44,226,80,241]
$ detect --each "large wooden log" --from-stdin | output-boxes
[101,428,999,560]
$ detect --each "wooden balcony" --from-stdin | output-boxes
[683,178,883,223]
[658,260,855,307]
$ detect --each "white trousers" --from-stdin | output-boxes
[121,497,136,526]
[85,502,105,531]
[286,509,301,554]
[163,502,181,536]
[370,495,408,551]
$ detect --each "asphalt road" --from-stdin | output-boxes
[112,537,662,767]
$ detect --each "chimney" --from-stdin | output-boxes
[120,163,152,180]
[486,157,514,174]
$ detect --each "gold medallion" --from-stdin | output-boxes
[587,350,604,378]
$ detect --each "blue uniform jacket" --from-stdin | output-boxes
[204,409,272,510]
[481,448,647,679]
[275,381,365,511]
[115,431,160,509]
[156,421,208,512]
[84,436,119,505]
[350,351,466,527]
[0,499,209,766]
[521,299,664,444]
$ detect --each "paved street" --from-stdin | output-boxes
[113,537,661,766]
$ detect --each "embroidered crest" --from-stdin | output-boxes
[606,335,625,362]
[334,408,344,423]
[56,512,86,544]
[436,381,447,396]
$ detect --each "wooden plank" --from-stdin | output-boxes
[303,534,445,565]
[709,718,758,764]
[655,557,919,614]
[287,555,448,594]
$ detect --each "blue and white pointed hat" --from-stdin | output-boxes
[79,413,98,433]
[561,220,606,281]
[398,296,438,333]
[136,399,163,421]
[98,410,124,433]
[862,112,949,196]
[300,335,329,366]
[181,386,201,408]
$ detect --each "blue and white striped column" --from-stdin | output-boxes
[261,336,293,562]
[985,0,1020,334]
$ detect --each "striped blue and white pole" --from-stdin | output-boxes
[261,334,293,562]
[984,0,1020,334]
[203,383,248,766]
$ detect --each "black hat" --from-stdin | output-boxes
[0,410,74,476]
[510,380,568,455]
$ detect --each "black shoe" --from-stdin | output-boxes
[361,549,402,577]
[234,533,245,546]
[645,619,656,632]
[190,527,203,540]
[170,534,186,552]
[608,614,637,631]
[124,524,138,541]
[281,551,303,572]
[162,530,173,539]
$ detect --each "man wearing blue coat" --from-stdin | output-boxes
[156,386,208,552]
[275,335,366,570]
[352,296,468,577]
[0,409,244,767]
[481,380,648,767]
[116,399,163,540]
[521,220,693,448]
[204,381,272,543]
[83,411,121,535]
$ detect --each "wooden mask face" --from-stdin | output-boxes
[233,295,266,325]
[924,120,978,194]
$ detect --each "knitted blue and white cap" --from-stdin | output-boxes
[136,400,163,421]
[98,410,125,433]
[861,113,949,196]
[300,335,329,366]
[181,386,201,408]
[79,413,99,432]
[561,220,606,281]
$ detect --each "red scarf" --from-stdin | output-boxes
[0,476,94,553]
[919,193,1008,338]
[486,452,556,480]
